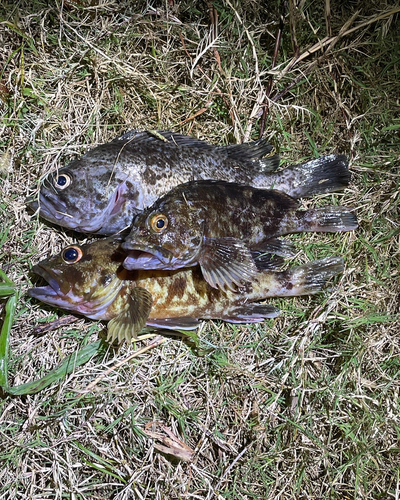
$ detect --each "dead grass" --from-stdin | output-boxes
[1,0,400,498]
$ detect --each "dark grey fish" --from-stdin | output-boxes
[27,130,350,235]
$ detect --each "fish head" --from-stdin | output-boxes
[27,151,139,235]
[28,238,129,319]
[122,197,204,271]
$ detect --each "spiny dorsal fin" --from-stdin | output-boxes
[113,131,280,171]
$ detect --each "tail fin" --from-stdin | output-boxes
[270,154,351,199]
[282,256,345,296]
[298,207,358,233]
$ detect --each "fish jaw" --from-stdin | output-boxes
[28,174,133,234]
[122,246,177,271]
[27,190,71,224]
[29,263,123,320]
[28,264,81,311]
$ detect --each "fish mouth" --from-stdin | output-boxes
[26,191,69,222]
[28,264,73,307]
[27,191,104,233]
[26,181,129,235]
[29,263,122,319]
[122,245,174,270]
[26,191,85,232]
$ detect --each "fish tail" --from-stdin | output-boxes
[277,256,345,296]
[297,206,358,233]
[268,154,350,199]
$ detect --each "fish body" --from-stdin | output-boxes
[122,180,357,290]
[28,237,344,343]
[27,130,350,235]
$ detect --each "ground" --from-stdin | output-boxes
[0,1,399,499]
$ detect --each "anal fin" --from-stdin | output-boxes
[254,237,297,257]
[251,251,285,271]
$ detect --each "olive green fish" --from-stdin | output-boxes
[27,130,350,235]
[29,237,344,343]
[122,180,357,291]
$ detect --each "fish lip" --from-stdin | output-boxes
[28,192,104,232]
[30,264,61,293]
[29,263,73,298]
[121,240,173,260]
[28,181,127,234]
[27,190,71,223]
[122,246,174,270]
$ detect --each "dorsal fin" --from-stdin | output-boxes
[113,130,218,150]
[112,130,280,172]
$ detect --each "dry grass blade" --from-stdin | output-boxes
[190,27,221,78]
[278,6,400,78]
[1,0,399,498]
[77,335,166,395]
[144,422,195,462]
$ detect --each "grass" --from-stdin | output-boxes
[1,0,400,498]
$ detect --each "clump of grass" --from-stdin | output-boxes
[1,0,399,498]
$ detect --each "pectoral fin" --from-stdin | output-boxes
[107,287,153,343]
[199,237,258,291]
[221,303,281,323]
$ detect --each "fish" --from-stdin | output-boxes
[28,237,345,344]
[122,180,357,291]
[27,129,351,235]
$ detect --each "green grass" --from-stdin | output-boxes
[1,0,400,498]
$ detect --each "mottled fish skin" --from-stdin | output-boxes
[27,130,350,235]
[122,180,357,290]
[28,237,344,343]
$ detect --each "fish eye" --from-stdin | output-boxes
[61,245,83,264]
[149,213,168,233]
[53,173,71,190]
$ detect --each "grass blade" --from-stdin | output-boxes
[0,294,17,390]
[0,285,16,298]
[6,339,107,396]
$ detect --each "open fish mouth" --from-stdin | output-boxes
[28,264,73,308]
[123,246,174,270]
[27,192,108,233]
[26,181,129,234]
[29,258,125,320]
[26,192,69,222]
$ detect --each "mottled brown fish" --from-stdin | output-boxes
[27,130,350,235]
[122,180,357,291]
[28,237,344,343]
